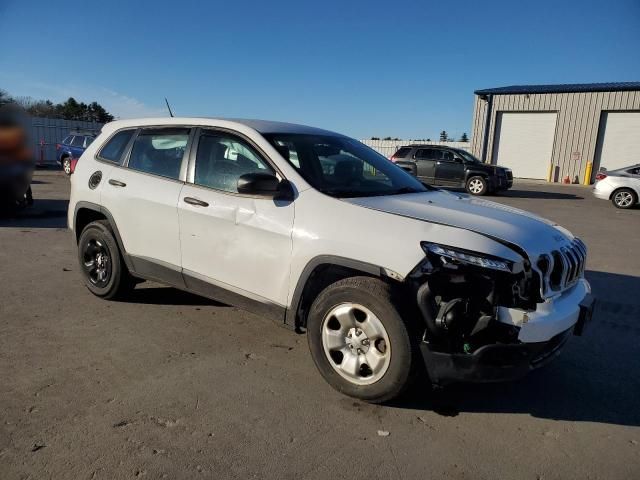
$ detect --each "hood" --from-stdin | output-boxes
[344,190,574,259]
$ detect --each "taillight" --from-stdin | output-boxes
[70,158,79,174]
[595,172,607,181]
[55,143,60,150]
[390,156,397,163]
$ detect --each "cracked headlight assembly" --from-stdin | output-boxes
[421,242,513,273]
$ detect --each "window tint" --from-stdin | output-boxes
[84,137,94,148]
[440,150,454,161]
[415,148,438,159]
[128,128,189,179]
[392,147,411,159]
[194,132,273,193]
[71,136,85,147]
[99,130,135,164]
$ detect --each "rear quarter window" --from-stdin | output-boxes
[98,129,136,164]
[392,147,411,159]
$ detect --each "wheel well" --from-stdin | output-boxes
[610,187,637,200]
[293,264,389,329]
[75,208,107,242]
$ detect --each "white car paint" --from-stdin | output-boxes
[69,117,590,357]
[593,165,640,206]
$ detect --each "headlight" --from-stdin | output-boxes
[421,242,512,272]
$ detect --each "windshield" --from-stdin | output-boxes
[264,133,428,198]
[456,149,482,163]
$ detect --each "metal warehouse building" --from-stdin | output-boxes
[470,82,640,183]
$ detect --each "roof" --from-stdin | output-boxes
[475,82,640,96]
[102,117,342,136]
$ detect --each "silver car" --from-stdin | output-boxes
[593,164,640,209]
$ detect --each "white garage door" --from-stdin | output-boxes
[596,112,640,172]
[492,112,558,179]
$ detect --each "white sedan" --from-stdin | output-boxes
[593,164,640,209]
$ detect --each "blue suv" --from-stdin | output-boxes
[56,133,95,174]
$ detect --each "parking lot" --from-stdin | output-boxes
[1,171,639,479]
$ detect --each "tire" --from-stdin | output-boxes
[62,157,72,175]
[77,220,135,299]
[306,276,421,403]
[465,176,488,196]
[611,188,637,209]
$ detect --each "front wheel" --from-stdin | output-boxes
[306,277,420,403]
[466,176,488,195]
[612,188,637,209]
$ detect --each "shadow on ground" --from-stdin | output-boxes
[0,199,68,228]
[117,286,228,307]
[390,270,640,427]
[441,187,583,200]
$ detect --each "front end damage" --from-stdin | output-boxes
[407,242,593,385]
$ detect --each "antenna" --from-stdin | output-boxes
[164,97,174,117]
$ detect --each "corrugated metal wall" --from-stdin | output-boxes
[361,139,471,157]
[470,90,640,183]
[29,117,103,165]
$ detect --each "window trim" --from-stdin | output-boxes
[185,127,285,197]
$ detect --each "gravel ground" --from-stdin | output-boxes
[1,171,639,479]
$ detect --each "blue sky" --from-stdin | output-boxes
[1,0,639,139]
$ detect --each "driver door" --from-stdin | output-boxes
[177,128,294,316]
[434,149,465,186]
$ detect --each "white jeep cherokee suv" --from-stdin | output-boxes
[68,118,594,402]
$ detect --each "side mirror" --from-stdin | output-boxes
[237,172,294,200]
[454,157,463,164]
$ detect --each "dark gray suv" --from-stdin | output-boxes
[391,145,513,195]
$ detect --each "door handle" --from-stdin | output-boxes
[108,179,127,187]
[183,197,209,207]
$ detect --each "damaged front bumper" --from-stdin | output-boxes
[419,279,594,385]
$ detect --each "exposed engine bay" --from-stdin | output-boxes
[408,244,542,355]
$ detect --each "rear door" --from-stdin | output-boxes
[101,127,192,283]
[414,148,437,181]
[434,149,465,185]
[177,128,294,312]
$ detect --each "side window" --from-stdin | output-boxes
[71,136,85,147]
[84,137,94,148]
[440,150,454,161]
[194,132,273,193]
[417,149,439,160]
[128,128,190,180]
[98,130,136,164]
[62,136,72,145]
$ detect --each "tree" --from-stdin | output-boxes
[370,136,380,140]
[439,130,448,142]
[0,89,13,106]
[460,132,469,142]
[0,89,114,122]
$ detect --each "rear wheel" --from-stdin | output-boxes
[62,157,72,175]
[611,188,637,209]
[77,220,135,299]
[466,176,488,195]
[306,276,420,403]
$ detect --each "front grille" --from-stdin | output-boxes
[536,238,587,296]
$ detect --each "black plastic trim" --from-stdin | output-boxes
[284,255,384,328]
[420,328,573,385]
[73,201,135,272]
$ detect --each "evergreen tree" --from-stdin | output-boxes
[460,132,469,142]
